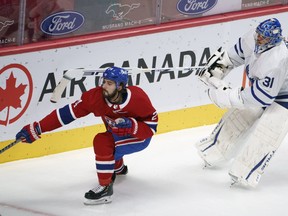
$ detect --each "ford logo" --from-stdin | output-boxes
[177,0,218,15]
[40,11,84,36]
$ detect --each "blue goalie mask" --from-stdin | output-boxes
[102,66,129,88]
[254,18,283,54]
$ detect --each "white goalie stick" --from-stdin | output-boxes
[50,66,204,103]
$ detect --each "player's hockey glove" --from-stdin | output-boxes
[16,122,41,143]
[112,117,138,137]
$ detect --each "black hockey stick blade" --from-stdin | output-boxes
[0,139,21,154]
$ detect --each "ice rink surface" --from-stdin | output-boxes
[1,124,288,216]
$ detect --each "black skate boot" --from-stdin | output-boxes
[116,165,128,175]
[112,165,128,182]
[84,183,113,205]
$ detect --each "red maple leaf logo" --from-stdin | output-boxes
[0,72,27,125]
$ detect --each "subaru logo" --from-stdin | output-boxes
[177,0,218,15]
[40,11,84,36]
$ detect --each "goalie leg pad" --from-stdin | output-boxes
[195,108,263,166]
[229,102,288,187]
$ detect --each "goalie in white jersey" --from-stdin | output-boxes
[195,18,288,187]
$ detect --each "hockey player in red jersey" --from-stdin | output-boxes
[16,66,158,205]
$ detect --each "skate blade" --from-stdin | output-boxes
[83,196,112,205]
[229,173,252,188]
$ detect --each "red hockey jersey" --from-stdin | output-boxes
[39,86,158,139]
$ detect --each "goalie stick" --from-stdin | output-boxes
[50,66,203,103]
[0,139,21,154]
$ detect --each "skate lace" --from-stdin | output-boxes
[91,185,106,193]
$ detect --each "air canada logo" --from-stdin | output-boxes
[106,3,140,20]
[0,64,33,126]
[177,0,218,15]
[41,11,84,35]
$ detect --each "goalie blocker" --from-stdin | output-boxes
[196,102,288,187]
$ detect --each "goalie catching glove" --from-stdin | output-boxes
[111,117,138,137]
[197,47,233,86]
[16,122,41,143]
[207,77,245,109]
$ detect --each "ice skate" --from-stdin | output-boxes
[84,183,113,205]
[116,165,128,175]
[229,173,240,187]
[112,165,128,182]
[228,173,249,188]
[202,160,212,169]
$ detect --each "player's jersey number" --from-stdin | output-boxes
[263,77,274,88]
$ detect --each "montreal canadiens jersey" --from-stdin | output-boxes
[39,86,158,139]
[228,29,288,108]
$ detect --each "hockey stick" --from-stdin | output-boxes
[50,66,203,103]
[0,139,21,154]
[50,68,88,103]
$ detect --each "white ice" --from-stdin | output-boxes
[1,125,288,216]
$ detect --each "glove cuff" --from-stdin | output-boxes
[31,122,41,140]
[35,122,42,135]
[229,88,245,109]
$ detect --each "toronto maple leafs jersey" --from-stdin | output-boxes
[228,29,288,109]
[39,86,158,139]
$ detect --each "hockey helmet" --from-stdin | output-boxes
[254,18,283,53]
[102,66,129,88]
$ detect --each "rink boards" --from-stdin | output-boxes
[1,9,288,163]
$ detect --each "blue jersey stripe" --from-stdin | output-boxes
[255,80,275,99]
[147,123,157,133]
[234,44,239,55]
[238,37,244,55]
[234,38,245,60]
[276,101,288,109]
[59,104,76,125]
[250,85,271,106]
[276,95,288,99]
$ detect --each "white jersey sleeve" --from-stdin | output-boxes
[226,29,288,109]
[240,42,288,108]
[227,29,255,67]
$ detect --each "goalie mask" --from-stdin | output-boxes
[254,18,283,54]
[102,66,129,89]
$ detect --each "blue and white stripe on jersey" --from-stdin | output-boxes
[234,37,245,60]
[249,80,276,106]
[56,104,77,126]
[275,95,288,108]
[229,37,247,66]
[144,121,158,134]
